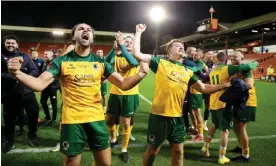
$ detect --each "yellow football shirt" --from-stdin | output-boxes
[47,50,115,124]
[234,70,257,107]
[110,55,139,95]
[150,56,198,117]
[209,65,230,110]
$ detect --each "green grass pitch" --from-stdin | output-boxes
[2,71,276,166]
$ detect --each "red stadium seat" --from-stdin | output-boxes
[20,42,113,58]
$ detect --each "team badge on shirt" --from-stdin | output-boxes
[93,64,98,70]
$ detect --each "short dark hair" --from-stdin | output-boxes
[71,23,95,44]
[3,35,20,43]
[216,52,227,62]
[31,50,38,53]
[44,49,54,54]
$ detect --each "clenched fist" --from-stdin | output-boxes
[138,61,149,78]
[136,24,146,33]
[8,57,23,76]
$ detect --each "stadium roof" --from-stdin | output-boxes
[1,25,134,45]
[1,25,134,37]
[161,12,276,50]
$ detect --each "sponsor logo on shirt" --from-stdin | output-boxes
[72,74,96,86]
[167,71,188,86]
[77,64,90,68]
[67,64,76,69]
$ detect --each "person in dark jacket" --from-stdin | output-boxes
[31,50,44,75]
[39,50,59,124]
[1,35,40,153]
[219,78,249,110]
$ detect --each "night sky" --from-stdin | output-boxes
[2,1,276,52]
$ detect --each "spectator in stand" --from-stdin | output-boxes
[266,65,274,82]
[259,67,264,76]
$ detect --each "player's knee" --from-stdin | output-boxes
[121,122,130,130]
[222,129,229,135]
[172,146,184,156]
[97,160,111,166]
[64,155,81,166]
[147,146,160,156]
[121,117,131,129]
[105,114,114,126]
[194,109,201,116]
[239,122,247,130]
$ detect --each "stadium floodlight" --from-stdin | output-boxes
[251,30,258,33]
[53,31,64,36]
[150,6,165,22]
[149,6,166,57]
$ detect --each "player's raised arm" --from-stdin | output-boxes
[8,57,56,92]
[116,31,139,66]
[63,44,75,55]
[191,75,230,94]
[133,24,152,64]
[107,61,149,90]
[105,42,116,64]
[228,62,258,76]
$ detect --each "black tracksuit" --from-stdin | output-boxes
[32,58,44,75]
[1,49,39,143]
[40,59,60,121]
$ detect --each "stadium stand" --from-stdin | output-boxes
[19,42,113,58]
[253,54,276,78]
[244,53,275,61]
[1,25,131,58]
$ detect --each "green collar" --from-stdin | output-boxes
[169,59,183,66]
[217,63,226,66]
[73,50,92,58]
